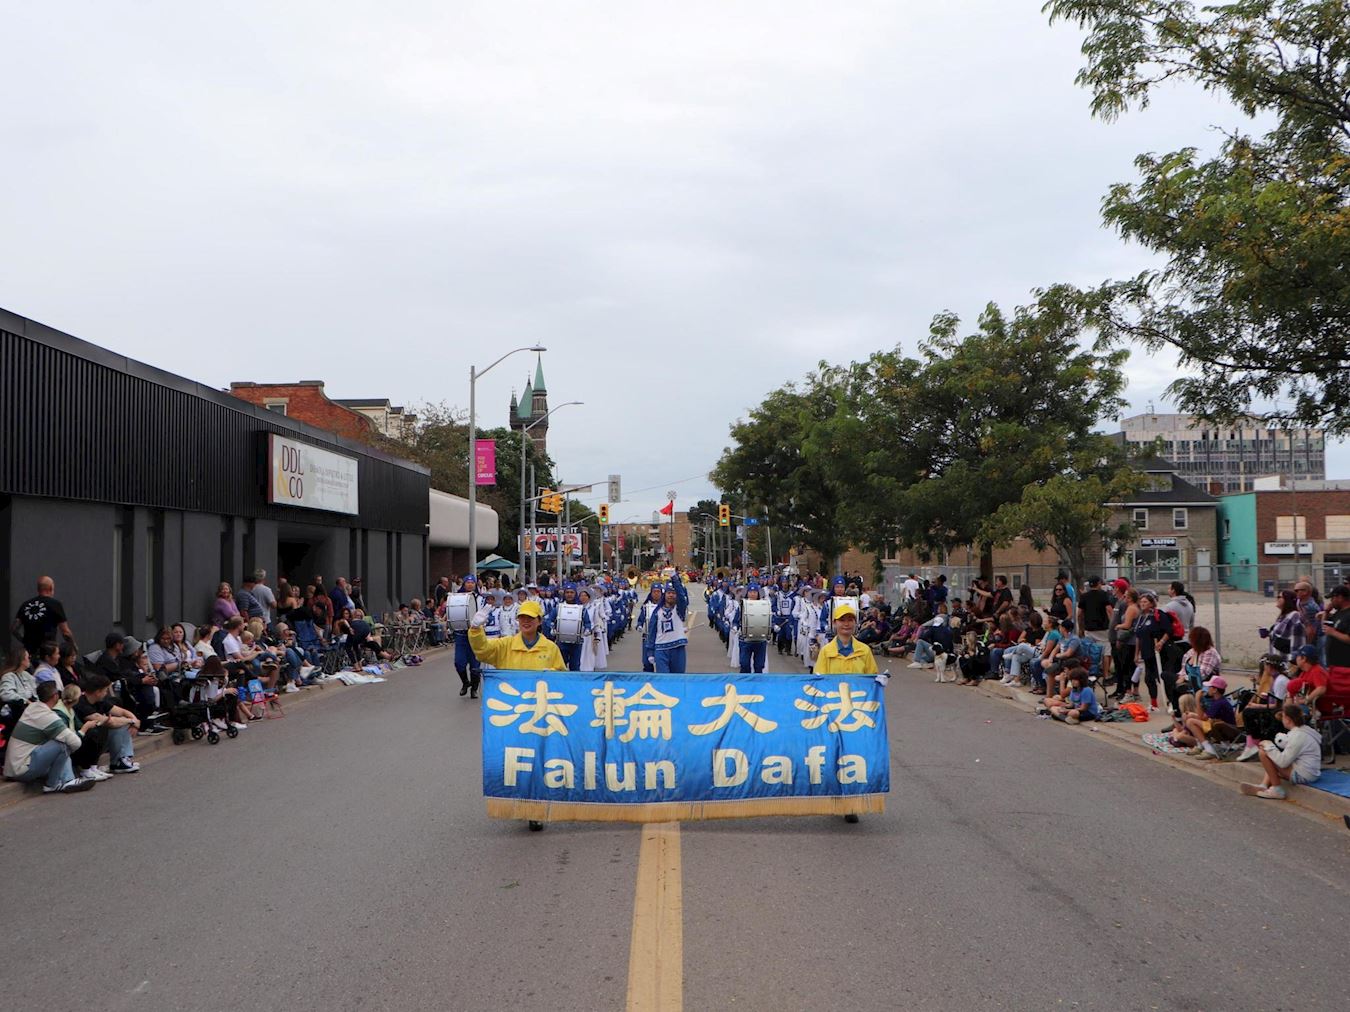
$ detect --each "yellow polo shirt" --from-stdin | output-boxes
[815,636,878,675]
[468,627,566,671]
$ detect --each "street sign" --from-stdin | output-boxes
[736,524,745,539]
[601,528,610,542]
[743,516,760,526]
[608,475,621,503]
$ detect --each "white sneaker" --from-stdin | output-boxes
[210,718,228,730]
[1236,745,1260,762]
[228,722,248,730]
[284,683,300,694]
[45,777,95,794]
[77,767,112,782]
[907,662,925,669]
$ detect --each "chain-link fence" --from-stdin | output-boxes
[879,561,1346,671]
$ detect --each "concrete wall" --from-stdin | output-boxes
[3,497,116,646]
[2,495,428,643]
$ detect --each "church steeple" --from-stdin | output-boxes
[533,355,547,393]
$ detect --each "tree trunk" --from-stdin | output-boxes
[979,543,994,585]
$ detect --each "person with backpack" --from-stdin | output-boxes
[1133,591,1173,713]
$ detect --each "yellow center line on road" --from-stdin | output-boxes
[625,821,683,1011]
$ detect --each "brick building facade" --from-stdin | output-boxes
[229,381,378,443]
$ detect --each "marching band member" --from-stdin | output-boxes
[771,576,794,654]
[636,584,663,673]
[726,585,743,664]
[737,582,768,674]
[453,574,484,698]
[644,572,690,673]
[554,583,584,671]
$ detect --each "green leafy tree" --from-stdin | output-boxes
[835,300,1130,577]
[712,370,853,564]
[980,463,1147,587]
[1045,0,1350,433]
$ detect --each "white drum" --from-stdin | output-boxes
[740,598,772,642]
[445,593,475,633]
[555,603,585,644]
[829,596,861,628]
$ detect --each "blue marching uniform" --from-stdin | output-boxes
[735,598,768,673]
[636,590,662,672]
[772,582,797,654]
[453,581,484,695]
[644,575,689,673]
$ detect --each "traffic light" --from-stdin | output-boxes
[718,503,730,527]
[597,503,610,524]
[540,490,560,514]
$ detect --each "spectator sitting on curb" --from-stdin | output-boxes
[1,645,38,707]
[1050,665,1100,724]
[2,679,93,793]
[1183,676,1239,761]
[33,641,63,690]
[1166,692,1201,749]
[1239,703,1323,800]
[70,673,141,777]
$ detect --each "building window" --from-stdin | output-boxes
[1010,573,1023,590]
[1127,548,1182,582]
[1326,515,1350,540]
[1173,508,1188,530]
[1223,518,1231,540]
[1133,509,1149,529]
[1275,515,1307,540]
[264,399,288,416]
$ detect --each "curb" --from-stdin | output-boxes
[962,674,1350,827]
[0,649,450,812]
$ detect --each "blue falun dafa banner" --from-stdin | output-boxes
[482,671,889,823]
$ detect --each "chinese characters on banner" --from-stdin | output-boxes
[482,671,889,822]
[474,438,496,486]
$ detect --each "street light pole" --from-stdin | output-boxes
[468,345,546,582]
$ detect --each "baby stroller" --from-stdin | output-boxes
[165,697,239,745]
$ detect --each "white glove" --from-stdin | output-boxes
[471,606,491,628]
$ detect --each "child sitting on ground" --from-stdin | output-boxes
[1050,666,1101,724]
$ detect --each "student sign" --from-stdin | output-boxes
[482,671,889,822]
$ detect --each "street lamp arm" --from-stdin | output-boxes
[525,400,583,433]
[477,344,547,380]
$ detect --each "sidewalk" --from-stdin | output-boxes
[954,670,1350,826]
[0,649,449,811]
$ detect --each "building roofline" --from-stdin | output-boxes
[2,306,429,476]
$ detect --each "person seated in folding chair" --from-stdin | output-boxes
[468,599,564,832]
[814,600,879,824]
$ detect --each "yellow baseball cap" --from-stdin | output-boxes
[833,601,858,619]
[517,600,544,620]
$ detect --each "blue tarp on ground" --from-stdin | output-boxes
[1307,768,1350,798]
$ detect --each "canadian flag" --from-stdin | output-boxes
[658,500,674,516]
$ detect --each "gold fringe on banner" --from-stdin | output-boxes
[485,793,885,824]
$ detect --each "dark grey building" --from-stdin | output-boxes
[1,307,431,644]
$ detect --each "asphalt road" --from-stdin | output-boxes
[2,586,1346,1011]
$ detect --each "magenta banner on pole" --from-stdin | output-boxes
[474,438,497,485]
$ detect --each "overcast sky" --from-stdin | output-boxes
[3,1,1343,520]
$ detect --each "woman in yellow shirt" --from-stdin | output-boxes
[814,601,878,675]
[467,601,565,672]
[812,600,880,824]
